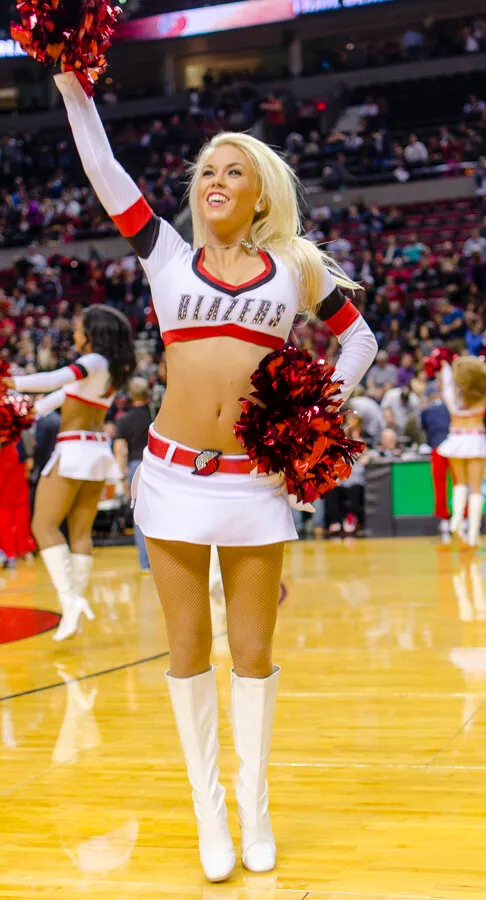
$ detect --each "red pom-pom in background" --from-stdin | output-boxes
[0,394,36,444]
[423,346,456,380]
[234,346,365,506]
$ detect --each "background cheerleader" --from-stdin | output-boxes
[0,305,136,639]
[0,437,36,568]
[437,357,486,547]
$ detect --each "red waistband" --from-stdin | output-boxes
[147,431,252,475]
[450,428,486,435]
[56,432,110,444]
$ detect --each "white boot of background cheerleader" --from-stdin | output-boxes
[40,545,95,641]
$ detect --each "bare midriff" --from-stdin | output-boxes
[59,397,107,433]
[154,336,271,454]
[451,413,485,431]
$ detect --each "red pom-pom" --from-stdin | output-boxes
[10,0,122,97]
[234,346,365,506]
[423,346,456,380]
[0,394,36,444]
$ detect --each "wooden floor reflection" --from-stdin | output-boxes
[1,538,486,899]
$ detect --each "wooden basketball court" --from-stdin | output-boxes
[1,537,486,899]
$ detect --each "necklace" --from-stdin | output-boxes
[204,238,256,251]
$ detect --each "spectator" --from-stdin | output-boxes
[420,393,452,534]
[348,386,385,447]
[438,298,466,343]
[383,235,402,265]
[463,94,486,118]
[384,206,406,230]
[375,427,403,458]
[463,227,486,259]
[327,415,368,535]
[404,134,429,166]
[113,377,152,573]
[381,384,421,434]
[328,228,351,257]
[465,316,485,355]
[402,233,426,264]
[366,350,398,401]
[402,28,424,59]
[396,352,416,387]
[474,156,486,201]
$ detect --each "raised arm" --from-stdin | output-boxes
[54,72,189,278]
[317,278,378,401]
[440,361,460,414]
[12,354,106,394]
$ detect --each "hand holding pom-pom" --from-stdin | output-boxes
[0,394,36,444]
[423,347,456,380]
[234,346,365,506]
[0,360,13,398]
[10,0,122,97]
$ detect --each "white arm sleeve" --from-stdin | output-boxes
[332,316,378,402]
[441,362,460,414]
[34,389,66,417]
[13,353,106,394]
[14,367,76,393]
[54,72,190,280]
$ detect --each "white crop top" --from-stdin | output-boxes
[54,72,377,400]
[13,353,114,417]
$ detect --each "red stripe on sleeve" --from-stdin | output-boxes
[68,364,85,381]
[325,300,360,336]
[111,196,153,238]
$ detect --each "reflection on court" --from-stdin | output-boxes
[1,538,486,899]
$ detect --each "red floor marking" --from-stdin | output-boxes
[0,607,60,644]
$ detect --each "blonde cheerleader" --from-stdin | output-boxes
[437,357,486,547]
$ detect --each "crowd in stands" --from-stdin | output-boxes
[1,74,485,250]
[2,188,485,446]
[1,14,486,538]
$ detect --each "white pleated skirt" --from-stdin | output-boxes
[41,431,122,482]
[437,429,486,460]
[132,428,298,546]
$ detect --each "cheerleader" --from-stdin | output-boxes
[52,70,377,881]
[437,358,486,546]
[0,437,36,566]
[1,305,136,639]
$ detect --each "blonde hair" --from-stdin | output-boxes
[188,132,359,315]
[453,355,486,408]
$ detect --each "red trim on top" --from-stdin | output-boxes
[112,196,153,238]
[197,248,272,291]
[65,393,111,410]
[162,324,285,350]
[325,300,360,336]
[68,364,85,381]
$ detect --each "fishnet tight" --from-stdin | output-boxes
[145,538,284,679]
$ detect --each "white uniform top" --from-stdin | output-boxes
[13,353,114,417]
[54,72,377,401]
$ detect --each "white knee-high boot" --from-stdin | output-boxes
[165,667,235,882]
[40,545,94,642]
[468,493,484,547]
[450,485,468,535]
[231,665,280,873]
[71,553,93,596]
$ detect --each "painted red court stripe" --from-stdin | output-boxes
[0,607,60,644]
